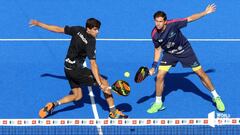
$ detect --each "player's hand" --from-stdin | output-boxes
[100,84,109,92]
[205,3,216,14]
[29,19,39,27]
[149,68,155,76]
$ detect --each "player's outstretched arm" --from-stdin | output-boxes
[187,3,216,22]
[89,59,107,90]
[29,19,64,33]
[149,47,162,75]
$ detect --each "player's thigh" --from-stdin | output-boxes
[179,49,201,69]
[72,87,82,94]
[160,52,178,70]
[64,67,97,87]
[157,53,175,79]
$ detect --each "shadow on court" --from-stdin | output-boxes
[137,69,215,105]
[40,73,132,117]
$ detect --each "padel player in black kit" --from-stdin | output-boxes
[29,18,127,119]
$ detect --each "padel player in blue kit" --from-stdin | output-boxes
[29,18,127,119]
[147,4,225,113]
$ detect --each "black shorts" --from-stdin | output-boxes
[160,48,200,68]
[64,67,98,89]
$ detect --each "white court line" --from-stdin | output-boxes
[0,38,240,42]
[88,87,103,135]
[83,61,103,135]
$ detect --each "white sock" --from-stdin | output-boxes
[54,100,61,106]
[211,90,219,98]
[109,105,116,112]
[155,96,162,104]
[109,105,115,109]
[57,100,61,105]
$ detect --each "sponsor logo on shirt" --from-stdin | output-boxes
[77,32,88,44]
[158,39,163,43]
[160,61,167,64]
[166,42,175,49]
[175,50,185,54]
[65,58,76,64]
[168,49,178,54]
[168,32,176,38]
[191,61,200,67]
[93,50,96,58]
[178,46,182,50]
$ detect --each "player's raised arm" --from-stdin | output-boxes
[187,3,216,22]
[29,19,64,33]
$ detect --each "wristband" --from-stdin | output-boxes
[152,61,158,70]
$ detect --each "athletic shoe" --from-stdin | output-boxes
[213,97,225,112]
[39,102,55,118]
[147,102,165,114]
[109,109,128,119]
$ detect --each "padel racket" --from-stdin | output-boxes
[109,80,130,96]
[134,66,149,83]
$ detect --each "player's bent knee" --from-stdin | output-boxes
[75,95,82,101]
[72,90,82,101]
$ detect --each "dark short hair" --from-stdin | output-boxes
[153,11,167,21]
[86,18,101,29]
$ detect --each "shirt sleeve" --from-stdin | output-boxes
[167,18,188,29]
[151,28,160,48]
[64,26,83,36]
[152,39,160,48]
[86,39,96,60]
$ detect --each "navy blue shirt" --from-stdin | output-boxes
[64,26,96,68]
[151,18,191,55]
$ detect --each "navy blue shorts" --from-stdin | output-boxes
[160,48,200,68]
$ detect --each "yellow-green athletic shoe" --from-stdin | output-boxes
[213,97,225,112]
[147,102,165,114]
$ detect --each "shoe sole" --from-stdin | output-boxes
[108,116,128,119]
[216,106,225,112]
[39,103,54,118]
[108,114,129,119]
[147,106,166,114]
[213,100,225,112]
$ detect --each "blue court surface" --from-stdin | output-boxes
[0,0,240,134]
